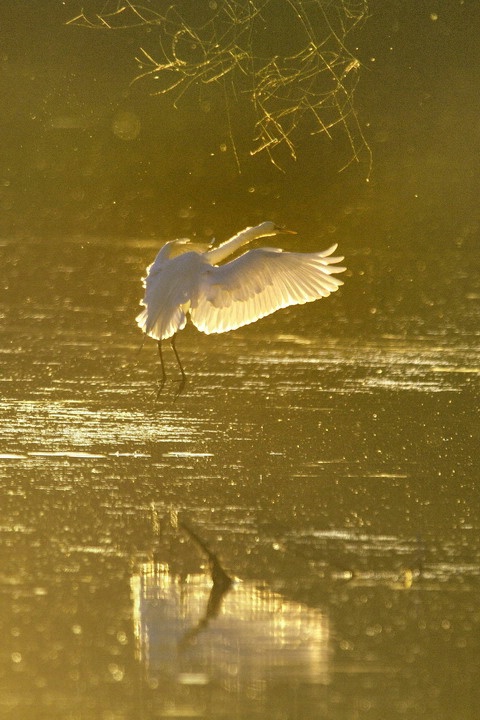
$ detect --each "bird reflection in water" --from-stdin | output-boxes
[136,221,346,395]
[130,513,330,718]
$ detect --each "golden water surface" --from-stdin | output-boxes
[1,2,479,719]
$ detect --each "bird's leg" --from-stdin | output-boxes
[170,334,186,381]
[156,340,167,397]
[170,334,187,397]
[137,333,147,354]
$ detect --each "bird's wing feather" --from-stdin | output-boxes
[190,245,345,335]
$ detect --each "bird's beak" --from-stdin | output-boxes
[274,224,297,235]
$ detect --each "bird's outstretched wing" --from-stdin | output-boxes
[190,245,345,335]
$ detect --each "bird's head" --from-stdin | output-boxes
[255,221,297,238]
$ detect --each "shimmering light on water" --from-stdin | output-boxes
[1,1,480,719]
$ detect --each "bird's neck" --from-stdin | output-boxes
[205,226,262,265]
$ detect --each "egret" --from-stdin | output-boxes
[136,221,346,387]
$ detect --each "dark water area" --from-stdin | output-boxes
[1,2,480,719]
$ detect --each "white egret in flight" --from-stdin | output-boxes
[136,221,346,387]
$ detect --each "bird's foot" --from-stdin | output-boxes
[154,376,167,401]
[173,376,187,400]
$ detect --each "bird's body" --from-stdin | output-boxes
[137,221,346,387]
